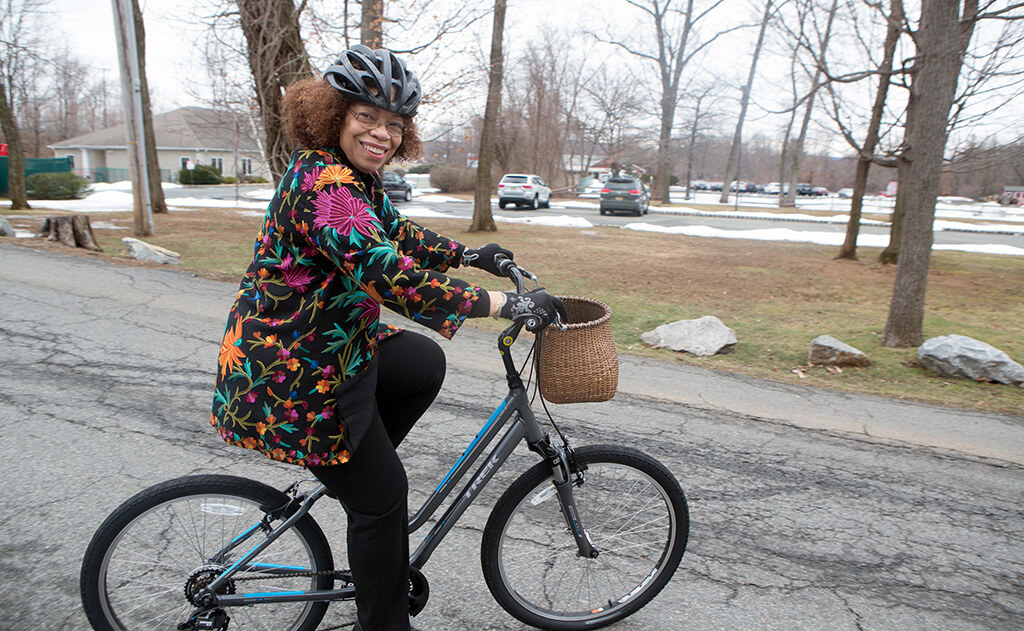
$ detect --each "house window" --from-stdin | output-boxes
[65,154,75,168]
[181,157,190,169]
[211,157,223,172]
[241,158,252,176]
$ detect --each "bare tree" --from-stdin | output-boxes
[593,0,735,202]
[679,83,718,198]
[880,0,1021,347]
[0,0,48,210]
[471,0,506,233]
[780,0,838,208]
[236,0,312,184]
[130,0,168,214]
[719,0,774,204]
[835,0,903,259]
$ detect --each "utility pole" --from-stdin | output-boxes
[111,0,154,236]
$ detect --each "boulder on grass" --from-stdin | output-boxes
[918,334,1024,386]
[0,215,14,237]
[641,315,737,356]
[122,237,180,265]
[809,335,871,367]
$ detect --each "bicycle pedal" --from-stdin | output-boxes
[178,609,230,630]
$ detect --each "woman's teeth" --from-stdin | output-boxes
[362,142,387,157]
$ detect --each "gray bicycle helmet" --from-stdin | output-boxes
[323,45,421,117]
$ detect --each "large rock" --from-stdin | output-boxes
[918,334,1024,386]
[0,215,14,237]
[641,315,737,356]
[122,237,180,265]
[809,335,871,367]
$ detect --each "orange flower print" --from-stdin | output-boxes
[262,333,278,348]
[287,358,300,371]
[314,164,356,190]
[218,319,245,378]
[256,422,267,435]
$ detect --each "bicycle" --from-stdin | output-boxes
[80,259,690,631]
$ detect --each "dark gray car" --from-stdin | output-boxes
[599,177,649,216]
[382,171,413,202]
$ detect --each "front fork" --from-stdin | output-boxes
[531,436,598,559]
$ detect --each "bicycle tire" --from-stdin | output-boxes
[80,475,334,631]
[481,445,688,630]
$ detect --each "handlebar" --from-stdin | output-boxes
[494,254,535,294]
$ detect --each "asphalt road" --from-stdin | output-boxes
[1,242,1022,631]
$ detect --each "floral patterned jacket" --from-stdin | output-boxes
[211,148,482,467]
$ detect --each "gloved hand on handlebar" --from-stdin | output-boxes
[462,243,515,277]
[498,288,568,332]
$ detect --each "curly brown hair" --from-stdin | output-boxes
[282,77,422,163]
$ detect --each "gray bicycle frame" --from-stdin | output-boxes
[204,325,596,609]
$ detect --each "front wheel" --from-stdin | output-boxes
[81,475,334,631]
[481,445,688,630]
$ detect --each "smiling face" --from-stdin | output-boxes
[339,104,405,174]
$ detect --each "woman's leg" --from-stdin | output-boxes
[375,331,446,447]
[309,418,410,631]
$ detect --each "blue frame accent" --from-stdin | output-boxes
[434,399,507,493]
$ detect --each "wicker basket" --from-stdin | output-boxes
[537,296,618,404]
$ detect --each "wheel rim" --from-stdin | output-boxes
[97,493,323,631]
[495,461,677,624]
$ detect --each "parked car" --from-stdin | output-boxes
[599,177,650,216]
[837,187,854,198]
[382,171,413,202]
[497,174,551,209]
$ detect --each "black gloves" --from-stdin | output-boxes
[498,288,568,332]
[462,243,514,276]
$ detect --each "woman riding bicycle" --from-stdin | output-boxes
[209,45,565,631]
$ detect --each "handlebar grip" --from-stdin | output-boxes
[495,254,515,276]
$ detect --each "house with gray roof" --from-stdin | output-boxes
[48,107,270,183]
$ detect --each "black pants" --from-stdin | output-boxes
[308,331,445,631]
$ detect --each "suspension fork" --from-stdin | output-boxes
[529,435,597,559]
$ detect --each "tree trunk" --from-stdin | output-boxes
[882,0,977,347]
[719,0,772,204]
[131,0,168,214]
[653,97,674,203]
[238,0,313,185]
[837,0,902,260]
[0,80,30,210]
[471,0,507,233]
[37,216,102,251]
[878,160,908,264]
[361,0,384,48]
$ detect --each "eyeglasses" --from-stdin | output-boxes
[350,110,406,137]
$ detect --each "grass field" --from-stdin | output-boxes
[5,204,1023,415]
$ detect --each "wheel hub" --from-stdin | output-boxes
[184,566,236,606]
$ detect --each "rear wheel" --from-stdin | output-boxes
[481,445,688,630]
[529,195,538,210]
[499,200,507,209]
[404,189,412,202]
[81,475,334,631]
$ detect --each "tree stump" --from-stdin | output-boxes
[37,215,103,251]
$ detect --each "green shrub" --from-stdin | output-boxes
[406,163,437,174]
[26,172,93,200]
[241,175,268,184]
[429,165,476,192]
[179,164,223,185]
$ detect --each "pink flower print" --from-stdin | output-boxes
[301,167,321,192]
[245,392,257,403]
[321,365,335,377]
[277,348,290,361]
[273,371,286,383]
[398,256,415,270]
[312,188,378,239]
[278,255,315,293]
[356,297,380,325]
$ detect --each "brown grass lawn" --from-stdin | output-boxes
[5,205,1023,415]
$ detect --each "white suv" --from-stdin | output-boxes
[497,174,551,209]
